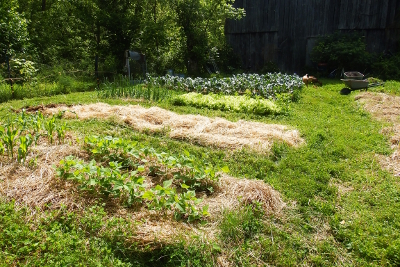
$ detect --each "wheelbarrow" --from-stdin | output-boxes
[340,72,384,95]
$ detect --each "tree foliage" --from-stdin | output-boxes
[5,0,244,77]
[0,0,29,55]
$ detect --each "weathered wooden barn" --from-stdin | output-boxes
[225,0,400,73]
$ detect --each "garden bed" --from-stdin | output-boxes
[0,135,284,244]
[41,103,305,152]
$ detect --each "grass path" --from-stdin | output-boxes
[0,80,399,266]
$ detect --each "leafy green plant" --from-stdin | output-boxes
[44,116,56,144]
[172,92,281,115]
[56,121,68,144]
[56,135,227,221]
[3,125,19,158]
[146,73,303,100]
[31,111,44,144]
[56,156,207,220]
[83,136,223,188]
[17,133,33,163]
[15,109,30,132]
[0,125,4,155]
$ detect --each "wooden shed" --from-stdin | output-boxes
[225,0,400,73]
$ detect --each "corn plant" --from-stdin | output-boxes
[17,134,33,164]
[15,109,30,133]
[30,111,44,145]
[44,116,56,144]
[0,140,4,155]
[0,125,4,155]
[56,122,69,144]
[3,125,19,158]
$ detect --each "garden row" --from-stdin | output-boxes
[0,110,68,163]
[58,136,227,221]
[0,111,226,221]
[146,73,303,99]
[97,73,303,115]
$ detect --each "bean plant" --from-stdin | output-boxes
[56,135,227,221]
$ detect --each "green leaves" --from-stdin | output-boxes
[149,73,303,100]
[17,134,33,163]
[0,110,69,163]
[44,116,56,144]
[57,135,223,221]
[172,92,282,115]
[3,125,19,159]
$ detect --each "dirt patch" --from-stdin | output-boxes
[40,103,304,152]
[355,92,400,175]
[13,103,72,113]
[0,140,284,245]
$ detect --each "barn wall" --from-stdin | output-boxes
[226,0,400,73]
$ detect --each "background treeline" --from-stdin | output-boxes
[0,0,245,82]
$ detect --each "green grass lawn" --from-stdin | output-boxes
[0,79,400,266]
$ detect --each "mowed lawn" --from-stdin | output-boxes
[0,79,399,266]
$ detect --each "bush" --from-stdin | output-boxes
[311,32,372,72]
[372,52,400,80]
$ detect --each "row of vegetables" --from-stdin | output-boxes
[1,111,226,221]
[98,73,303,115]
[146,73,303,99]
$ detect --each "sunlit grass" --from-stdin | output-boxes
[0,79,400,266]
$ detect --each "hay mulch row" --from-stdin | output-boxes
[355,92,400,175]
[42,103,304,152]
[0,138,285,245]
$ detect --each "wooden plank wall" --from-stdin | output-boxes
[225,0,400,73]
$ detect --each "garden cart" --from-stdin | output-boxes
[340,72,384,95]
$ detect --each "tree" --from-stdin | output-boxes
[0,0,29,56]
[171,0,245,75]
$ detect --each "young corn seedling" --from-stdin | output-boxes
[44,116,56,144]
[3,125,19,159]
[15,109,30,133]
[0,125,4,155]
[18,134,33,164]
[31,111,44,145]
[56,122,68,144]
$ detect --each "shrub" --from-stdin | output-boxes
[311,32,372,72]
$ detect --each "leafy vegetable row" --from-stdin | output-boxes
[172,92,281,115]
[56,136,229,221]
[146,73,303,99]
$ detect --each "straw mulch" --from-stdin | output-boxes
[355,92,400,175]
[42,103,304,152]
[0,140,284,246]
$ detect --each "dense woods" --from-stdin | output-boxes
[0,0,245,80]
